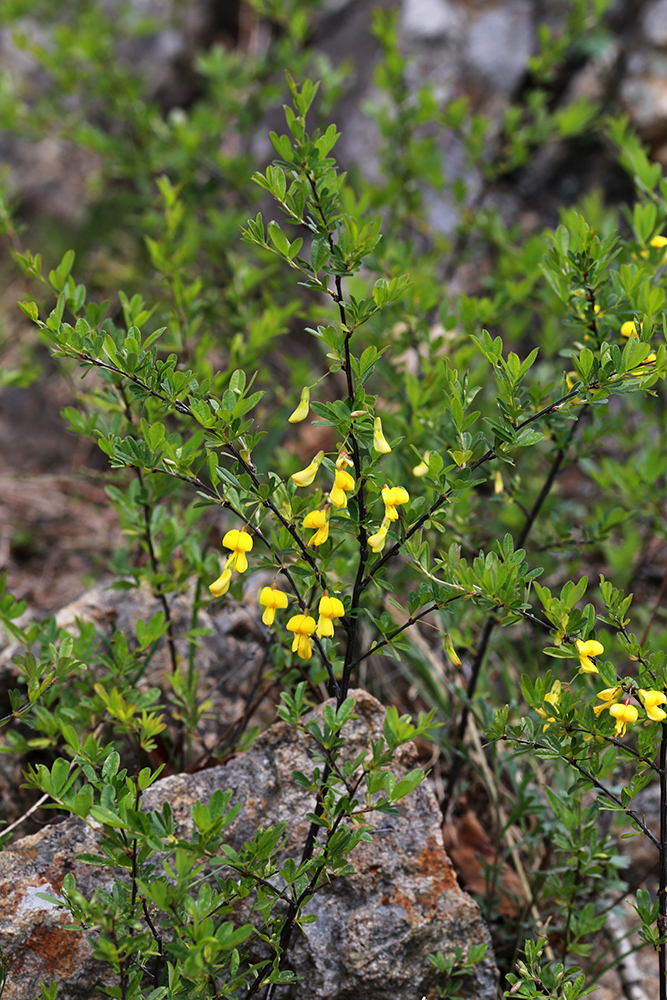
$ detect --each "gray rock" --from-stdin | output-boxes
[0,819,115,1000]
[465,1,534,94]
[1,578,272,744]
[0,689,498,999]
[643,0,667,48]
[401,0,463,43]
[621,52,667,136]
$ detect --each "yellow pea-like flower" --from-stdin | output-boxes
[367,517,390,554]
[621,320,641,339]
[286,613,316,659]
[593,686,621,717]
[640,235,667,264]
[258,586,289,626]
[316,594,345,637]
[330,468,355,508]
[303,507,330,546]
[222,528,254,573]
[638,688,667,722]
[382,485,409,521]
[609,701,638,737]
[209,556,234,597]
[575,638,604,674]
[412,452,430,477]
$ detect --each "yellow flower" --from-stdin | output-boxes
[593,686,621,717]
[316,594,345,637]
[288,386,310,423]
[621,320,639,339]
[641,235,667,264]
[209,557,233,597]
[336,451,353,470]
[638,688,667,722]
[367,516,390,553]
[222,528,253,573]
[575,638,604,674]
[329,467,355,508]
[373,416,392,454]
[382,485,409,521]
[258,586,289,626]
[303,507,330,546]
[286,613,316,659]
[494,470,504,495]
[609,701,638,737]
[412,453,430,477]
[291,450,324,487]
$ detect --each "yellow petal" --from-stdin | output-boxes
[367,519,389,553]
[209,569,232,597]
[319,595,344,618]
[291,450,324,487]
[316,615,335,638]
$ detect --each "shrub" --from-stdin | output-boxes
[2,1,667,998]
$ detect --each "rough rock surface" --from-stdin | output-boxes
[0,689,498,1000]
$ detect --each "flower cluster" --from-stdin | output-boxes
[594,686,667,737]
[291,451,357,547]
[254,583,346,660]
[284,594,345,659]
[210,414,398,661]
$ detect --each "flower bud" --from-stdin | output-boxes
[412,452,430,477]
[444,633,461,667]
[373,417,392,454]
[291,450,324,487]
[288,386,310,423]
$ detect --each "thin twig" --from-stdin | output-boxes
[1,792,49,839]
[503,736,660,850]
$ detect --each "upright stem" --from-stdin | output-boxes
[136,465,178,676]
[659,722,667,1000]
[118,383,178,675]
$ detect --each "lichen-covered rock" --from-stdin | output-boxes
[0,819,114,999]
[0,689,497,999]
